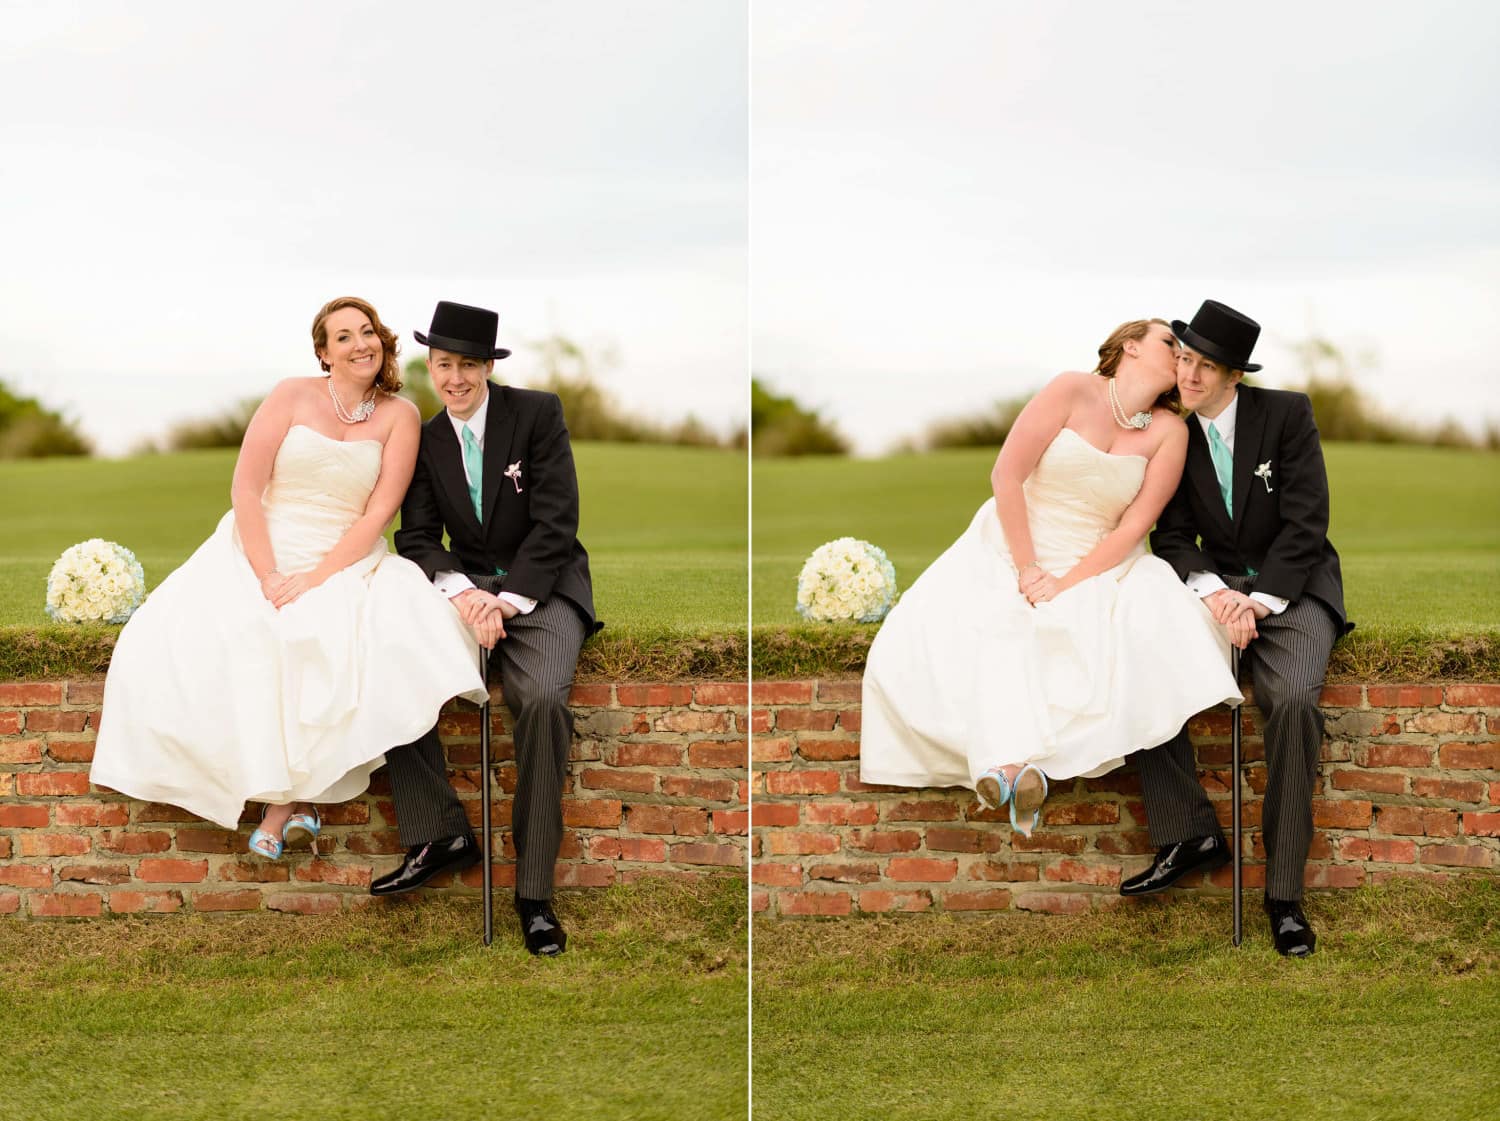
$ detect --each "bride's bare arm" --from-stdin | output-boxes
[230,382,298,582]
[991,373,1081,576]
[1054,417,1188,594]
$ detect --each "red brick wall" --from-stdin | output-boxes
[0,679,748,917]
[751,680,1500,917]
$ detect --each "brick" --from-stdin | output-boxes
[193,890,266,912]
[0,893,19,915]
[580,768,657,794]
[1330,769,1406,795]
[858,890,932,912]
[98,831,172,854]
[1303,865,1365,889]
[1421,844,1493,868]
[1044,859,1121,887]
[1439,742,1500,770]
[59,863,133,885]
[752,737,792,763]
[778,891,850,916]
[1446,685,1500,707]
[751,802,799,827]
[968,860,1040,882]
[1318,685,1363,706]
[1366,685,1443,707]
[0,837,8,859]
[775,709,838,732]
[807,862,881,883]
[694,683,748,706]
[1312,800,1373,829]
[752,862,804,887]
[1093,829,1156,856]
[218,860,291,883]
[751,891,770,913]
[765,771,840,796]
[1041,803,1121,826]
[687,741,744,768]
[615,684,694,707]
[797,737,860,761]
[567,683,613,706]
[1337,838,1417,863]
[554,863,616,888]
[46,740,95,763]
[133,802,200,823]
[21,710,88,733]
[0,805,50,828]
[15,772,91,797]
[885,800,961,822]
[1357,744,1433,768]
[610,743,683,768]
[1463,812,1500,836]
[0,739,43,764]
[1411,777,1487,802]
[846,829,922,853]
[562,799,623,828]
[625,805,707,835]
[110,891,184,914]
[1406,712,1481,735]
[817,682,863,703]
[739,709,768,734]
[942,889,1014,911]
[712,810,748,835]
[671,843,744,867]
[886,857,958,882]
[803,801,878,826]
[0,865,53,888]
[266,892,341,915]
[18,833,90,857]
[617,838,668,862]
[292,860,371,887]
[174,829,242,854]
[661,776,739,801]
[752,683,814,705]
[30,892,102,917]
[137,858,209,883]
[925,828,999,854]
[66,681,105,704]
[767,831,839,856]
[1010,833,1088,854]
[656,711,729,733]
[1014,892,1091,915]
[0,682,64,705]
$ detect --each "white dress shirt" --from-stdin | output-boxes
[432,386,538,615]
[1186,391,1288,615]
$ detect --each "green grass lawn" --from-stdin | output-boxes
[0,442,747,636]
[0,877,747,1121]
[752,878,1499,1121]
[753,442,1500,635]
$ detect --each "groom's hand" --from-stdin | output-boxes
[453,589,503,625]
[471,612,506,649]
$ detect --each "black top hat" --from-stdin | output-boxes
[1171,300,1262,373]
[414,300,511,361]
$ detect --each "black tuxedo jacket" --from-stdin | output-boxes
[1150,385,1350,633]
[394,383,598,630]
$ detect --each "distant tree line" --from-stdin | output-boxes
[750,378,848,456]
[0,379,91,458]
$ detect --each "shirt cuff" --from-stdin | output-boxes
[435,570,477,599]
[1250,591,1289,615]
[498,591,538,615]
[1186,571,1228,598]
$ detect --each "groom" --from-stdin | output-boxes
[371,300,598,957]
[1121,300,1351,957]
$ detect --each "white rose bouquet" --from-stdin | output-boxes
[795,537,898,623]
[45,539,147,624]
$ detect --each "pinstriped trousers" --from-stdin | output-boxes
[1132,578,1340,902]
[383,595,587,901]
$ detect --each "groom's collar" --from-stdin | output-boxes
[1194,388,1240,446]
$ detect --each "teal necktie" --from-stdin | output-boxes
[1207,422,1234,517]
[460,423,484,523]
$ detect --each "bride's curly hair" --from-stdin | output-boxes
[1094,317,1180,415]
[311,296,403,394]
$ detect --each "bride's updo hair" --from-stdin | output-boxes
[1094,317,1180,415]
[311,296,403,394]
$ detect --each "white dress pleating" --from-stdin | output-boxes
[860,427,1242,790]
[91,425,488,828]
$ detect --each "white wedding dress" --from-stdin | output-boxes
[860,427,1242,789]
[91,425,488,829]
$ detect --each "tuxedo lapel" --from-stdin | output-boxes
[480,384,520,530]
[1185,419,1234,536]
[1231,388,1265,531]
[430,411,484,539]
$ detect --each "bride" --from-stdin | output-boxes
[91,297,488,857]
[860,318,1242,835]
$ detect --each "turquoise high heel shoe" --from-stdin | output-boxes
[975,767,1014,813]
[283,805,322,856]
[248,806,284,860]
[1009,764,1049,838]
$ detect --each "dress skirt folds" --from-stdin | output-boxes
[860,428,1243,790]
[90,426,488,828]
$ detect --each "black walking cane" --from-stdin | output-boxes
[479,646,494,947]
[1230,646,1243,947]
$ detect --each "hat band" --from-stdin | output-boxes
[416,329,509,360]
[1173,323,1260,372]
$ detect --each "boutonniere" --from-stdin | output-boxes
[504,460,524,493]
[1254,460,1274,493]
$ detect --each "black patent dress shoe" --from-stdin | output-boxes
[1265,897,1317,957]
[1118,833,1230,897]
[515,896,567,956]
[369,834,479,896]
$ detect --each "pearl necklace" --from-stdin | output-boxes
[328,375,376,424]
[1108,376,1152,430]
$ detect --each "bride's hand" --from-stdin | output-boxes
[1025,573,1060,606]
[259,571,289,605]
[270,571,322,610]
[1017,564,1047,596]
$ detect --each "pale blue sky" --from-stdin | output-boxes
[1,0,748,454]
[753,0,1500,453]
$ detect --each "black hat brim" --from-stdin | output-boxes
[1171,320,1261,373]
[414,329,510,361]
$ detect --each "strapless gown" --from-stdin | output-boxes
[91,425,488,828]
[860,427,1242,789]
